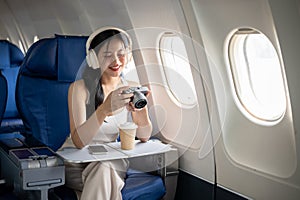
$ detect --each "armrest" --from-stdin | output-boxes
[0,132,65,200]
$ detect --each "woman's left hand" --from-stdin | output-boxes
[126,102,142,112]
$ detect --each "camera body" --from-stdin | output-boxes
[122,86,149,109]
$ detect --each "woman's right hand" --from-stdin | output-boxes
[99,86,133,116]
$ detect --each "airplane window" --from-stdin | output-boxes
[159,33,197,106]
[228,29,286,123]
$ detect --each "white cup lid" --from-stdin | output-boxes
[119,122,138,130]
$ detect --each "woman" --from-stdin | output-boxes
[65,26,152,200]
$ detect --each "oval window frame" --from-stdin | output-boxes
[158,32,198,108]
[225,28,287,125]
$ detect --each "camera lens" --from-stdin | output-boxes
[132,91,147,109]
[135,99,147,109]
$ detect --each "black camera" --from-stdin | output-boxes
[122,86,149,109]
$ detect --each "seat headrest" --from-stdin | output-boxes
[20,35,88,82]
[56,35,88,82]
[21,38,57,79]
[0,40,24,69]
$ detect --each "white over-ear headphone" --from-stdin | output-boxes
[85,26,132,69]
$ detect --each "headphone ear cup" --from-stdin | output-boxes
[86,49,99,69]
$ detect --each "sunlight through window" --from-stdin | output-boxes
[228,29,286,122]
[159,33,197,106]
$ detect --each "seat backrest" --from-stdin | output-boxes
[16,35,88,151]
[0,72,7,125]
[0,40,24,121]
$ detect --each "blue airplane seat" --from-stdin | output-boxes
[16,35,88,151]
[15,35,165,200]
[0,72,7,126]
[0,40,25,134]
[122,169,166,200]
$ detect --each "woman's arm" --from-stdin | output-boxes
[68,81,107,148]
[132,106,153,142]
[126,81,152,142]
[68,81,133,148]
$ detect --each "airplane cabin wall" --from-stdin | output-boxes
[269,0,300,194]
[191,0,300,199]
[123,0,216,184]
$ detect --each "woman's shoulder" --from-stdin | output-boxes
[69,79,88,99]
[69,79,86,91]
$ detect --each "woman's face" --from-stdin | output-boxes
[97,36,129,78]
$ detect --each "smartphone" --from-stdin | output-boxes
[88,145,108,155]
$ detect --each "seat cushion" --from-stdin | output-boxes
[121,169,166,200]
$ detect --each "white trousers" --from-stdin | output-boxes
[65,159,129,200]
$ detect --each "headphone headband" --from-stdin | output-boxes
[85,26,132,69]
[85,26,132,55]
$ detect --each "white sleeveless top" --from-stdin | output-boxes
[89,76,131,143]
[60,77,132,149]
[93,107,130,143]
